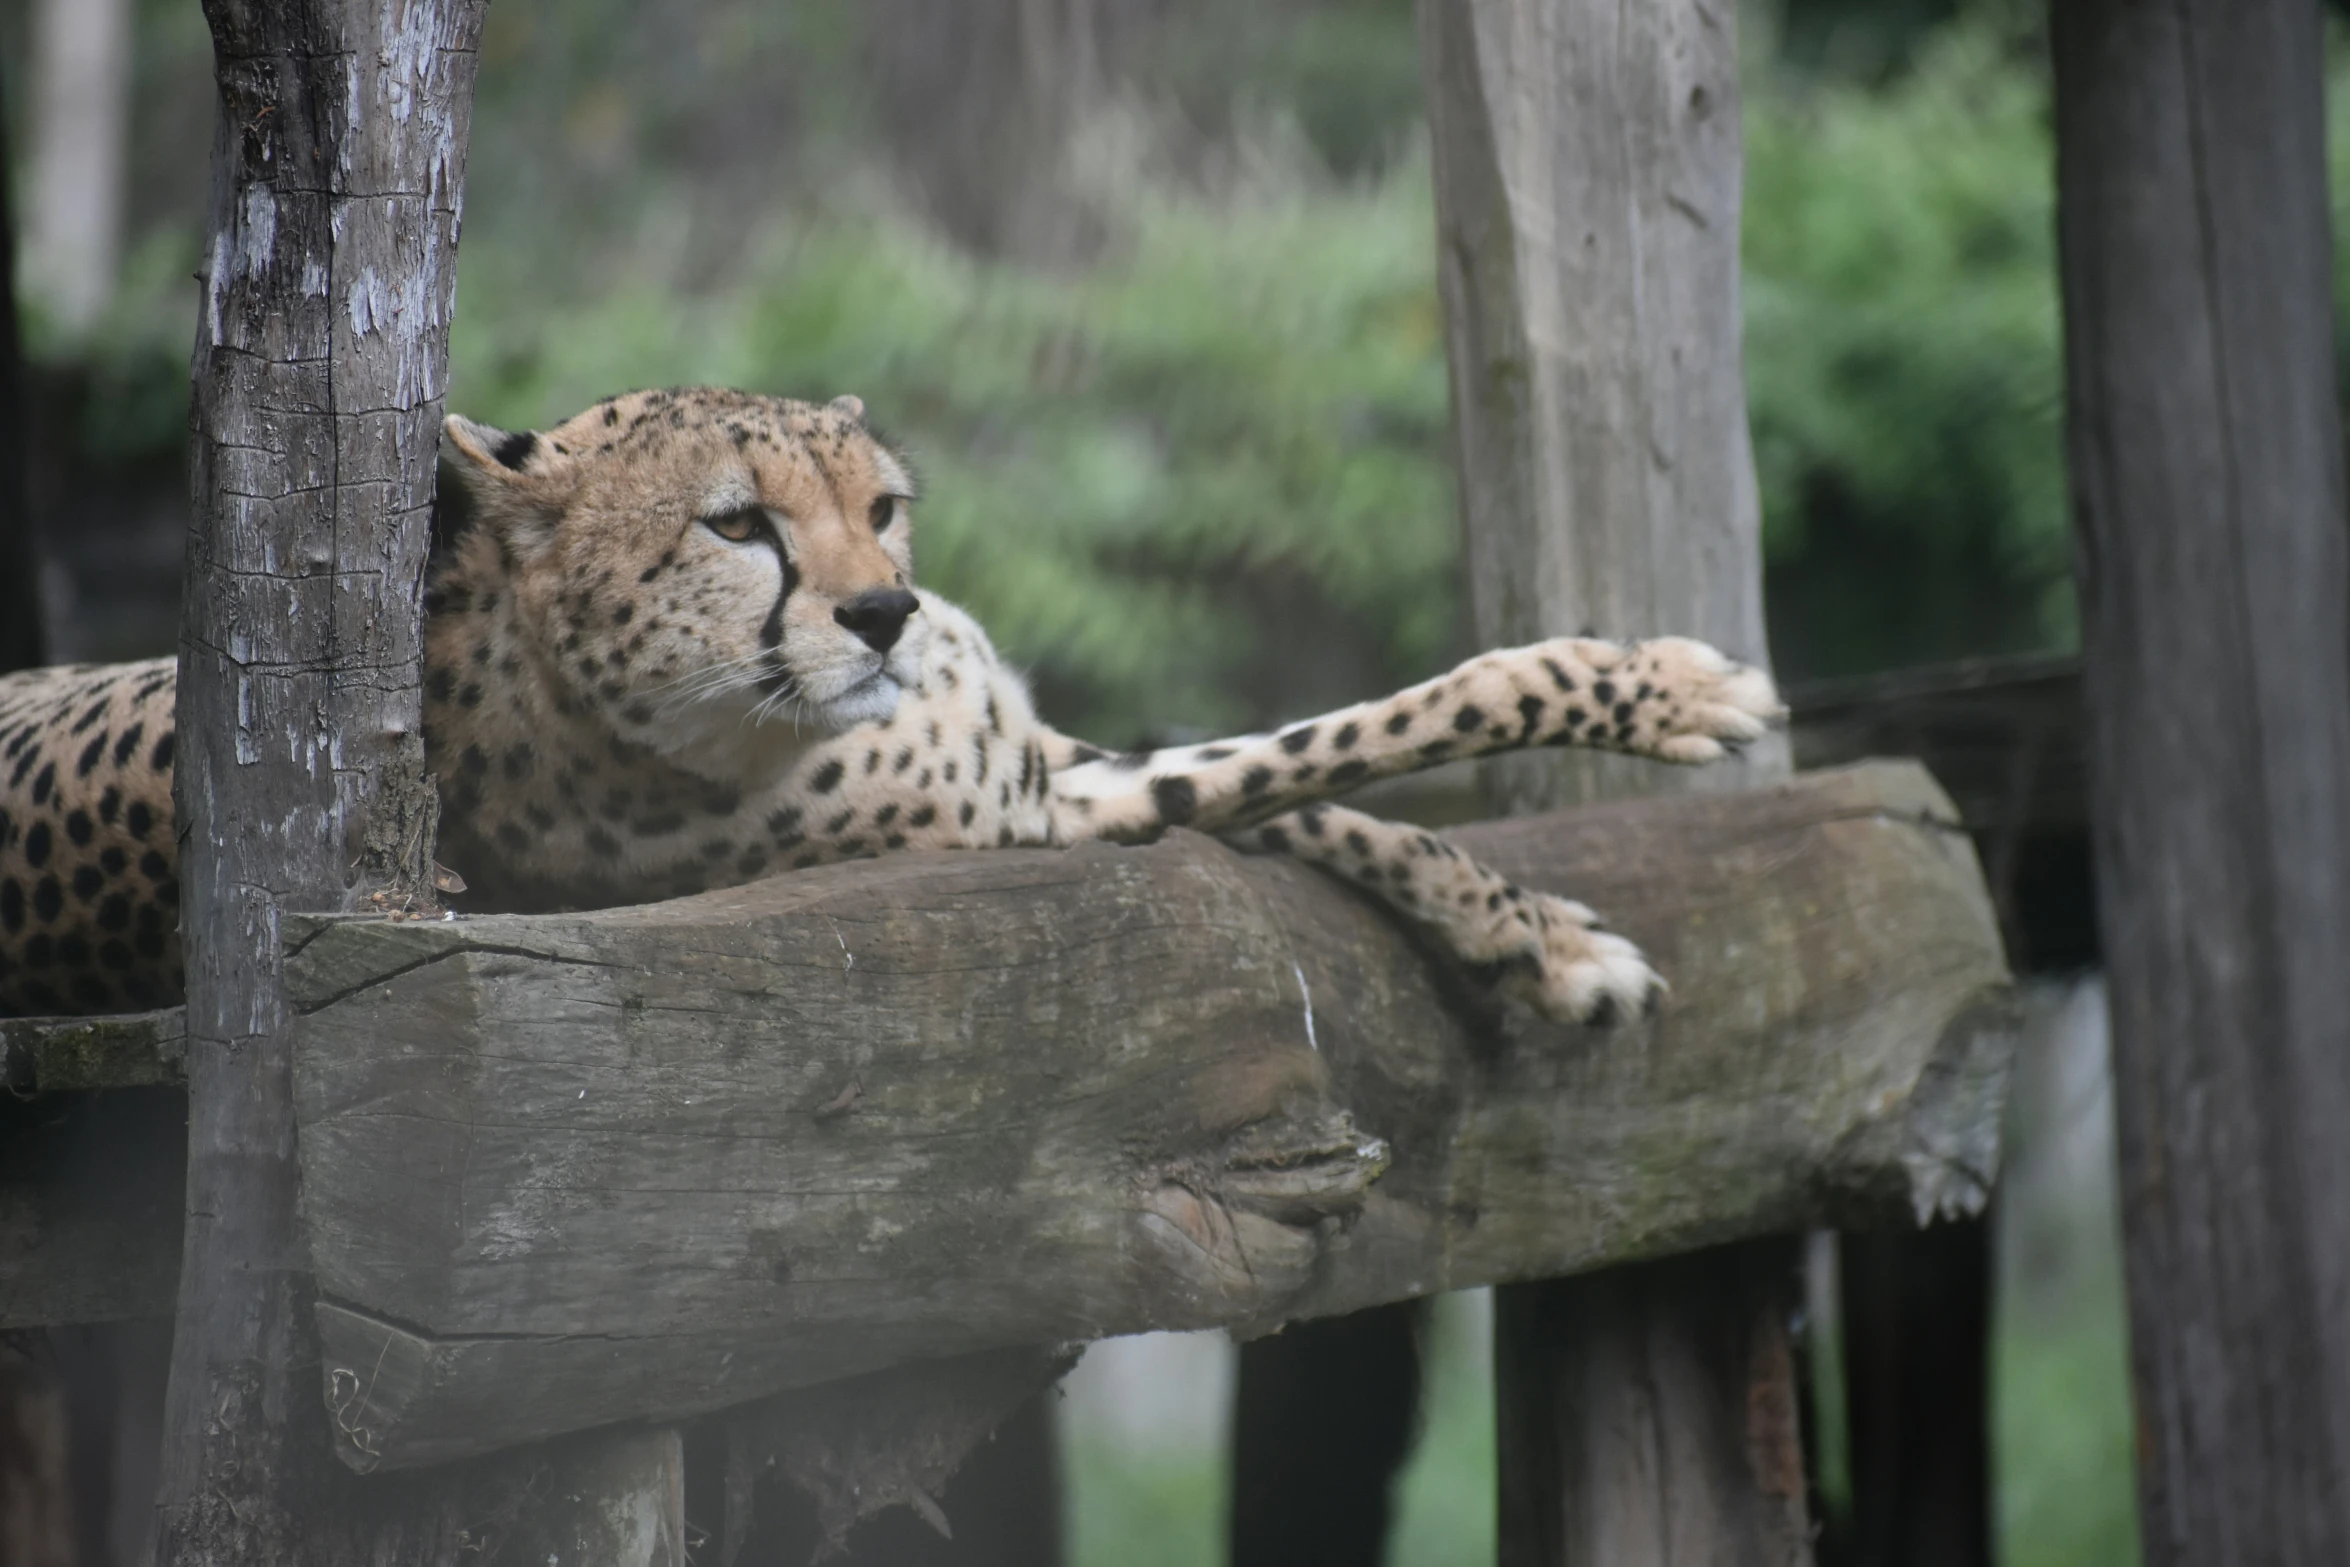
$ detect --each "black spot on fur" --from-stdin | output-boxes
[1150,776,1199,826]
[909,804,936,829]
[0,880,21,933]
[23,822,51,868]
[151,732,175,772]
[33,877,63,922]
[1298,805,1327,838]
[810,759,845,794]
[1242,765,1274,796]
[958,801,976,828]
[1385,712,1412,736]
[1279,726,1316,755]
[1257,825,1290,852]
[97,787,120,825]
[1344,829,1371,857]
[1592,681,1616,705]
[72,867,102,901]
[75,735,105,777]
[1452,706,1485,734]
[1517,694,1546,739]
[139,851,169,884]
[427,668,456,702]
[65,811,92,847]
[1543,658,1576,692]
[1331,724,1359,752]
[1328,760,1369,787]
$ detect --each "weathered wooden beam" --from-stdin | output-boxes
[1,1008,185,1095]
[280,759,2008,1471]
[2053,0,2350,1558]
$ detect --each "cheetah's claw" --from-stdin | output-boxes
[1494,891,1664,1027]
[1626,637,1786,766]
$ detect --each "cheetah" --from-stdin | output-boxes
[0,387,1780,1023]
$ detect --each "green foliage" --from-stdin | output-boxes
[1745,22,2071,675]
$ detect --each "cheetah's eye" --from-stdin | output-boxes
[869,495,904,533]
[703,507,765,544]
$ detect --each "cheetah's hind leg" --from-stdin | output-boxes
[1227,804,1661,1027]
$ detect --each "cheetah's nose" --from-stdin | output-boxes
[835,588,920,655]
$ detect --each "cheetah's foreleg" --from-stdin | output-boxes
[1050,634,1781,844]
[1226,804,1661,1026]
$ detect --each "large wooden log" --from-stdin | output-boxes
[280,759,2009,1471]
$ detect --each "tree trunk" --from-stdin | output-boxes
[2051,1,2350,1561]
[151,3,560,1561]
[1418,0,1809,1561]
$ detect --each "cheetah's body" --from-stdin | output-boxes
[0,388,1780,1022]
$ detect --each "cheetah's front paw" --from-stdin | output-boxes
[1625,637,1785,765]
[1494,894,1663,1027]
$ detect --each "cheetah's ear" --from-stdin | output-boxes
[445,415,553,480]
[441,414,575,552]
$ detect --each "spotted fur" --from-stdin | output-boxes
[0,387,1782,1022]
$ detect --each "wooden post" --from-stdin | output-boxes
[151,4,680,1563]
[1417,0,1809,1561]
[2051,1,2350,1560]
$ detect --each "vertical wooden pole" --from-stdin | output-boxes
[1836,1220,1991,1567]
[1417,1,1809,1562]
[150,5,679,1564]
[2051,1,2350,1561]
[153,2,486,1558]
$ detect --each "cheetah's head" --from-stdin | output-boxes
[441,388,926,771]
